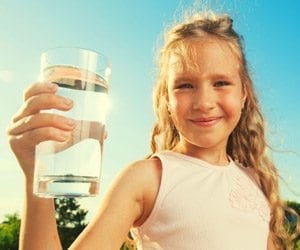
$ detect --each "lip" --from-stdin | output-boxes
[190,117,222,128]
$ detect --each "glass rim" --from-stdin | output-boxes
[41,46,110,62]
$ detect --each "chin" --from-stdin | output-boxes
[186,137,228,151]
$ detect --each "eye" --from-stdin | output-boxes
[214,81,230,87]
[176,82,194,89]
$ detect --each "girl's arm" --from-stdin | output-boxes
[70,158,161,249]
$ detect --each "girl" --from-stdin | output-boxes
[7,11,298,250]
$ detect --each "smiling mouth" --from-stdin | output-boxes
[190,117,221,127]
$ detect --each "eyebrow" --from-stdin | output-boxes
[210,73,235,80]
[173,72,235,82]
[173,74,197,83]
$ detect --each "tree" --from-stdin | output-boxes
[0,213,20,250]
[55,198,88,250]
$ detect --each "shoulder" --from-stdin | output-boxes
[127,158,162,205]
[120,157,162,226]
[120,157,162,185]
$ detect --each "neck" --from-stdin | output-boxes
[174,142,229,166]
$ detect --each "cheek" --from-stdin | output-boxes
[221,95,244,120]
[168,95,190,128]
[169,94,190,116]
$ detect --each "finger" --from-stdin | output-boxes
[8,113,75,136]
[12,93,73,123]
[8,126,72,149]
[23,82,58,101]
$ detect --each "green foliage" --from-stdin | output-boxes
[121,231,137,250]
[295,240,300,250]
[120,240,137,250]
[286,200,300,249]
[0,213,20,250]
[286,201,300,215]
[55,198,88,250]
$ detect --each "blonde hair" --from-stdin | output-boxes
[150,11,299,249]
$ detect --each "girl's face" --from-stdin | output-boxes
[167,39,246,157]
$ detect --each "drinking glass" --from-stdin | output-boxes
[33,47,111,198]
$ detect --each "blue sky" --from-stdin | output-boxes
[0,0,299,220]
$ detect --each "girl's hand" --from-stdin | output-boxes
[7,82,75,181]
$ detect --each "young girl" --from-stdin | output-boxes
[7,11,298,250]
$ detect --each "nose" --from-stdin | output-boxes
[192,86,215,111]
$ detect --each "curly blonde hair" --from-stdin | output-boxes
[150,11,299,249]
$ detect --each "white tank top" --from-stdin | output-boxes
[132,151,270,250]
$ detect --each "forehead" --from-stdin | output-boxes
[168,38,241,78]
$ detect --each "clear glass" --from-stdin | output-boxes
[34,47,111,198]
